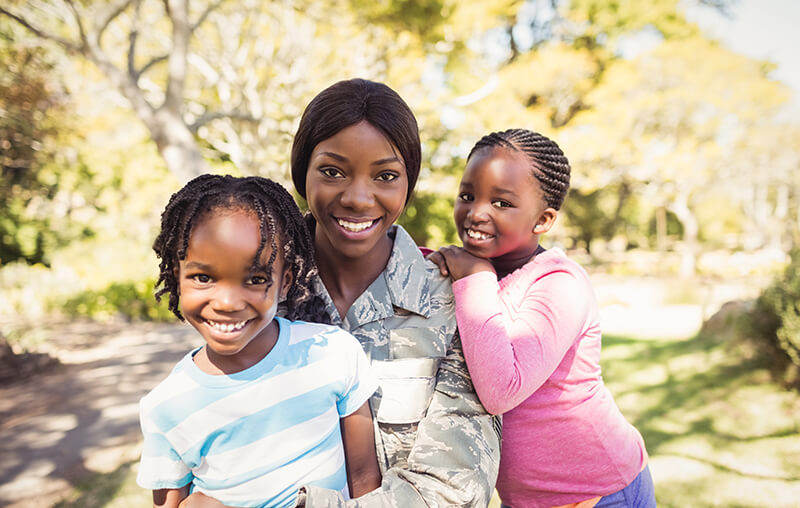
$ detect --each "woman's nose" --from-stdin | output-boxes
[339,179,374,211]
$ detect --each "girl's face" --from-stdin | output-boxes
[454,147,554,268]
[178,208,292,372]
[305,120,408,261]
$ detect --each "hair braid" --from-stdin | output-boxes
[153,175,330,324]
[468,128,571,210]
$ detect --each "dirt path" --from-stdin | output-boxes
[0,321,201,508]
[0,276,751,507]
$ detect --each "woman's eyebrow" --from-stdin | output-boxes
[372,156,402,166]
[314,151,347,162]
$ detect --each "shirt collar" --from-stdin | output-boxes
[314,225,432,327]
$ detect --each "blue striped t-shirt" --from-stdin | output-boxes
[137,316,379,507]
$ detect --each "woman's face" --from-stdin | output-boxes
[305,120,408,261]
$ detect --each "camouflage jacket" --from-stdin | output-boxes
[298,225,501,508]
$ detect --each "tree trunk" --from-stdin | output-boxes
[669,192,698,278]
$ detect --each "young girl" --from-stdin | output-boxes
[429,129,655,508]
[137,175,381,508]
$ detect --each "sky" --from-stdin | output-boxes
[684,0,800,102]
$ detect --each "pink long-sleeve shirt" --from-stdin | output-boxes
[452,248,647,508]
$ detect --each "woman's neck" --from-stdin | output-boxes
[314,230,394,319]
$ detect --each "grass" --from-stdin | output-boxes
[54,330,800,508]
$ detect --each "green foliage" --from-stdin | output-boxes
[60,279,175,323]
[0,25,65,264]
[398,191,459,249]
[748,249,800,387]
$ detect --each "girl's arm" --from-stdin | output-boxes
[450,255,593,415]
[340,401,382,498]
[153,485,190,508]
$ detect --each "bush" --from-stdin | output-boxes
[749,248,800,387]
[60,279,175,322]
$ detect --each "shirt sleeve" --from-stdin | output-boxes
[336,331,380,417]
[300,332,501,507]
[452,266,592,415]
[136,398,194,490]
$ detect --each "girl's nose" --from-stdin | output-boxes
[339,179,374,211]
[467,203,490,223]
[211,285,246,312]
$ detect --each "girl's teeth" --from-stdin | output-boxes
[467,229,491,240]
[208,320,248,332]
[337,219,374,232]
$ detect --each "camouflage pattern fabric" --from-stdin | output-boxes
[298,225,501,507]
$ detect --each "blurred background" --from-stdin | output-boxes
[1,0,799,507]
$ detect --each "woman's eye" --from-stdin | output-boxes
[191,274,212,284]
[492,200,513,208]
[458,192,474,202]
[320,167,343,178]
[247,276,268,286]
[376,172,398,182]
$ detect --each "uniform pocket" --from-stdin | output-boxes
[371,358,439,424]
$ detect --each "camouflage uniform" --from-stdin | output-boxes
[297,225,501,508]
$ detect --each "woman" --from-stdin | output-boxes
[290,78,500,507]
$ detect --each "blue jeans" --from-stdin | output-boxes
[500,465,656,508]
[595,465,656,508]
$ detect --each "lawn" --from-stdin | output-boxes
[57,328,800,508]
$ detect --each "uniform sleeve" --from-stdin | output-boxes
[452,267,592,415]
[300,332,501,507]
[336,331,380,417]
[136,398,194,490]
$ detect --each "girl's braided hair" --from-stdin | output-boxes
[468,128,571,210]
[152,174,330,324]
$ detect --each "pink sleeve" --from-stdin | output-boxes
[452,268,591,414]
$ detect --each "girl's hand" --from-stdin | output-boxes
[428,246,495,281]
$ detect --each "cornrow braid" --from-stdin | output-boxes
[152,174,330,324]
[468,128,571,210]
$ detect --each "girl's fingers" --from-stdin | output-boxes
[426,250,449,277]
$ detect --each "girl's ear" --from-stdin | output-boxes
[533,208,558,235]
[279,268,294,302]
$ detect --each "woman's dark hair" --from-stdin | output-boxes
[468,128,571,210]
[291,78,421,205]
[152,174,329,323]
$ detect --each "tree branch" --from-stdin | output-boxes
[97,0,137,45]
[164,0,189,112]
[64,0,88,49]
[189,110,259,132]
[137,54,169,79]
[191,0,226,33]
[127,0,142,79]
[0,7,82,53]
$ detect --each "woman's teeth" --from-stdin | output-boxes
[208,320,248,333]
[337,219,374,232]
[467,229,492,240]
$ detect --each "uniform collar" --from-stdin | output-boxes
[315,225,432,328]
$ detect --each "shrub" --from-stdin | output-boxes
[749,248,800,387]
[60,279,175,322]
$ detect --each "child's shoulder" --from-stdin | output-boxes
[281,318,361,349]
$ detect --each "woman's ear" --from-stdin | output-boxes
[533,208,558,235]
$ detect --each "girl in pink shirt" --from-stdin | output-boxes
[429,129,655,508]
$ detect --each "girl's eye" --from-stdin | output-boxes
[191,274,212,284]
[458,192,474,202]
[320,167,343,178]
[247,276,268,286]
[492,200,513,208]
[376,172,398,182]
